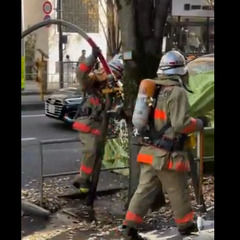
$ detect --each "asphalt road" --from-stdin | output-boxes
[21,110,128,190]
[21,109,129,237]
[21,110,81,187]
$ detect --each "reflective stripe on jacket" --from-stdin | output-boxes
[74,54,103,135]
[137,75,202,171]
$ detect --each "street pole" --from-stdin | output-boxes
[57,0,64,88]
[21,0,25,90]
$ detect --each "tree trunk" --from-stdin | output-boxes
[117,0,171,206]
[117,0,141,205]
[106,0,122,57]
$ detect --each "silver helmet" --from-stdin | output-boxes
[158,51,188,76]
[108,53,124,76]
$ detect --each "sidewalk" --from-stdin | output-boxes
[22,210,214,240]
[21,94,49,111]
[21,81,80,111]
[21,81,58,111]
[22,81,59,95]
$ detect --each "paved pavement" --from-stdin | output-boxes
[21,109,129,239]
[22,210,214,240]
[21,110,79,187]
[21,81,55,111]
[22,80,59,95]
[21,80,79,111]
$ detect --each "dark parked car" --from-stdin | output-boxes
[45,86,123,137]
[45,87,82,123]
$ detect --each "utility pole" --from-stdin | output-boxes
[57,0,64,88]
[21,0,25,90]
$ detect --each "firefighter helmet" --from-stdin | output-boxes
[93,53,123,82]
[158,51,188,76]
[108,53,124,77]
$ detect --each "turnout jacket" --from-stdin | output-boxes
[137,75,203,171]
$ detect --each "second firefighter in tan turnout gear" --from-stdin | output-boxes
[72,48,124,194]
[121,51,207,239]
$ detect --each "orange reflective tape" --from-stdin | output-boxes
[79,63,89,72]
[91,129,101,136]
[175,161,190,171]
[126,211,143,223]
[181,118,197,134]
[80,164,93,174]
[72,122,91,132]
[175,211,194,224]
[122,219,127,226]
[90,97,100,106]
[154,109,167,120]
[167,159,174,169]
[137,153,153,164]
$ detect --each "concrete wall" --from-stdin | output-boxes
[22,0,49,60]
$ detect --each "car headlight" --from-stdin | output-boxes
[65,97,82,104]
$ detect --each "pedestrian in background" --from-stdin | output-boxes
[64,55,74,85]
[77,49,86,67]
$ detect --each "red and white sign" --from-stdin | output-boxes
[43,1,52,15]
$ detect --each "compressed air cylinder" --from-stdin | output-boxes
[132,79,156,131]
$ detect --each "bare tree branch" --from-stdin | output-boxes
[206,0,214,9]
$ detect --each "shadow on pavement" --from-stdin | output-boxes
[22,216,50,237]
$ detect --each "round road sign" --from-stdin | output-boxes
[43,15,52,28]
[43,1,52,15]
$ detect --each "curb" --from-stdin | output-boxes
[21,91,55,96]
[21,102,45,111]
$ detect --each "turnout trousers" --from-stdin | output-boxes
[124,163,193,229]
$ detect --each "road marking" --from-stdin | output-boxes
[43,148,80,153]
[22,114,46,118]
[21,138,37,141]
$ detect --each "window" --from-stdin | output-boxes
[209,24,214,53]
[169,19,212,55]
[180,26,207,54]
[62,0,99,33]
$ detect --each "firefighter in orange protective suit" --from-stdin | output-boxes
[118,51,208,240]
[72,47,124,194]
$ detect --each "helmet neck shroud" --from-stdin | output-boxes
[157,74,193,94]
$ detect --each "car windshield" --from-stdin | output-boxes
[187,55,214,76]
[56,87,78,93]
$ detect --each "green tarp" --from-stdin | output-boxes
[103,56,215,169]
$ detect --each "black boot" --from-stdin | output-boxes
[72,176,91,192]
[178,222,198,235]
[116,225,146,240]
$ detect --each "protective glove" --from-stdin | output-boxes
[197,116,209,128]
[92,46,101,59]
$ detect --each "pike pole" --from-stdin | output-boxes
[198,130,204,207]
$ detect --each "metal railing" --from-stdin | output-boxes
[23,137,127,206]
[24,61,80,91]
[22,127,214,207]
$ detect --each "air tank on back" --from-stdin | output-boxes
[132,79,156,131]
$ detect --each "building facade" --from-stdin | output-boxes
[165,0,214,55]
[22,0,214,85]
[22,0,107,84]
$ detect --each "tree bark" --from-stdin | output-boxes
[117,0,171,206]
[117,0,141,205]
